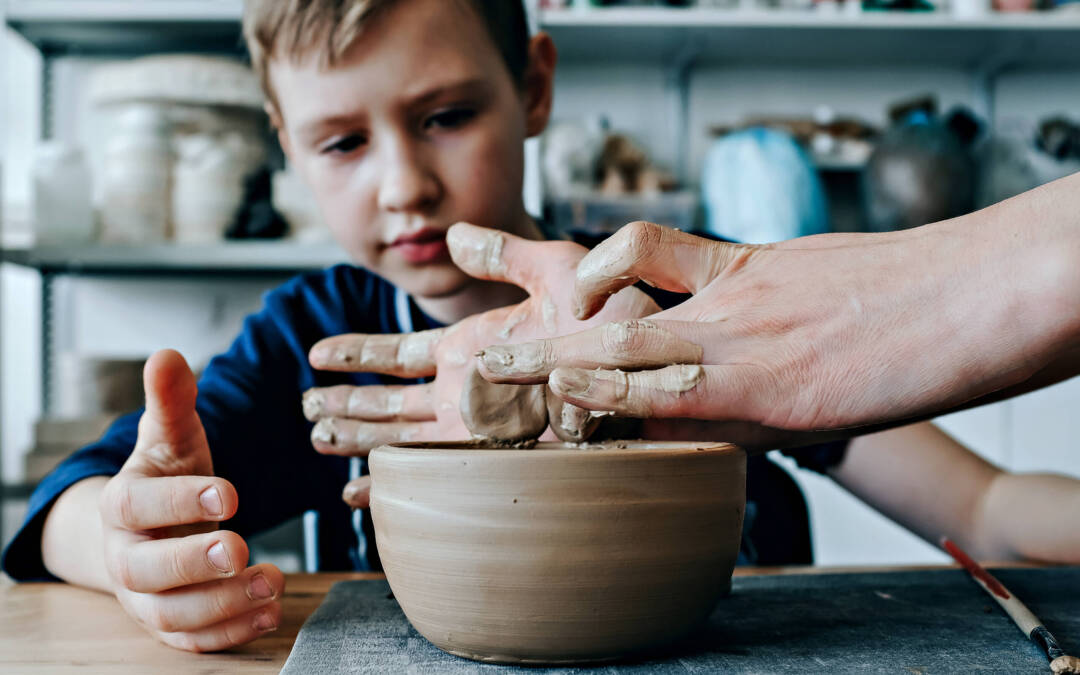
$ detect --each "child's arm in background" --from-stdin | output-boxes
[829,421,1080,563]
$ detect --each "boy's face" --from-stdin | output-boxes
[271,0,551,299]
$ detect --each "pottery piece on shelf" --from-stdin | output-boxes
[369,440,746,665]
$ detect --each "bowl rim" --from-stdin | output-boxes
[371,440,743,459]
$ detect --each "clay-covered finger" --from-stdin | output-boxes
[342,476,371,509]
[548,364,729,419]
[573,221,755,319]
[302,384,436,422]
[477,319,704,383]
[109,529,250,594]
[131,563,283,634]
[545,387,600,443]
[310,417,435,455]
[447,222,584,296]
[100,475,238,531]
[157,600,283,653]
[308,329,444,377]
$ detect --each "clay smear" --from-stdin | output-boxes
[447,225,507,279]
[477,341,551,379]
[541,296,558,334]
[605,365,704,416]
[497,305,529,340]
[326,330,441,377]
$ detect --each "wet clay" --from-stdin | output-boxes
[459,365,548,442]
[545,387,600,443]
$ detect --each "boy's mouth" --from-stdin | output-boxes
[389,228,450,265]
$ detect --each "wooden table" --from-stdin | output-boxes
[1,565,1019,673]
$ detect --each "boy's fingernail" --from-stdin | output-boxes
[550,368,592,397]
[309,344,333,366]
[199,487,223,517]
[207,541,232,574]
[312,418,337,446]
[302,389,324,420]
[253,611,276,632]
[248,573,275,601]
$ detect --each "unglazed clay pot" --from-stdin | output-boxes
[369,441,746,664]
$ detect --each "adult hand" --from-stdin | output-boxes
[304,223,660,508]
[477,212,1080,433]
[98,350,283,652]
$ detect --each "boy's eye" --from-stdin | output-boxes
[321,134,367,155]
[423,108,476,131]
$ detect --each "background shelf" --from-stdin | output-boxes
[0,242,351,275]
[539,9,1080,67]
[8,2,1080,65]
[6,0,246,55]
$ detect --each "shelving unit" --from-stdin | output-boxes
[539,8,1080,67]
[0,242,351,276]
[6,0,245,55]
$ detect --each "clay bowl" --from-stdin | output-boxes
[369,440,746,665]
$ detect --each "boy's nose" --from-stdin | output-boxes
[376,144,442,213]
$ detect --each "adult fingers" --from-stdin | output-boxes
[108,529,250,594]
[308,329,444,378]
[128,563,283,634]
[310,418,438,456]
[547,364,760,421]
[100,475,238,531]
[546,388,600,443]
[573,221,760,320]
[476,319,704,383]
[302,384,436,422]
[447,222,583,296]
[158,600,283,653]
[342,476,371,510]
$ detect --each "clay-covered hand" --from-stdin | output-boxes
[304,223,660,508]
[97,350,284,652]
[478,219,1075,434]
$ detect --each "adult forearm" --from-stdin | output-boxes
[41,476,113,592]
[962,172,1080,393]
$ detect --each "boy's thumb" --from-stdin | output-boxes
[130,349,207,472]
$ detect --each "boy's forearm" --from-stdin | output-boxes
[41,476,113,593]
[977,472,1080,564]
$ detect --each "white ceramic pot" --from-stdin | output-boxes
[370,441,746,665]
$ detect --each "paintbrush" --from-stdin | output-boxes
[942,537,1080,675]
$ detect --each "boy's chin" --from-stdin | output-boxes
[390,264,473,299]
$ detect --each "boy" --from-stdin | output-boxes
[4,0,1079,656]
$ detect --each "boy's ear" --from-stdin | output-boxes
[523,32,558,139]
[265,102,295,160]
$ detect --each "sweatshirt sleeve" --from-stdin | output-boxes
[2,268,372,581]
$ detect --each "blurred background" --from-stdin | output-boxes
[2,0,1080,571]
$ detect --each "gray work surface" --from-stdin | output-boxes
[281,567,1080,674]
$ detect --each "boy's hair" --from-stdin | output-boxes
[243,0,530,111]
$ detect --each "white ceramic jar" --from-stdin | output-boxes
[99,105,172,243]
[172,131,263,243]
[32,142,96,245]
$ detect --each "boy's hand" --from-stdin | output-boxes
[98,350,284,653]
[304,224,661,507]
